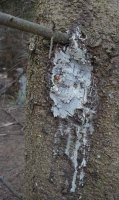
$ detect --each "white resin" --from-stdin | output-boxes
[50,27,92,118]
[50,27,95,193]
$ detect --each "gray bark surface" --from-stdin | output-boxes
[25,0,119,200]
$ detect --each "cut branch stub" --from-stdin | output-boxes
[0,11,69,44]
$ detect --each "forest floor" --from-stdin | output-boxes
[0,96,25,200]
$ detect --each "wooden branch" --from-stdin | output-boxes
[0,12,69,44]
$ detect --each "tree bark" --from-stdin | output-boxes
[25,0,119,200]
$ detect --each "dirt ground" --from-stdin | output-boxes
[0,97,25,200]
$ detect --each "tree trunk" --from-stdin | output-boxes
[25,0,119,200]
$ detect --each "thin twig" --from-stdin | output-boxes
[0,122,17,128]
[0,80,16,96]
[0,176,22,200]
[0,133,7,136]
[49,36,54,59]
[2,108,24,128]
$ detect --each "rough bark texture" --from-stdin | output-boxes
[25,0,119,200]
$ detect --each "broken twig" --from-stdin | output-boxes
[0,11,69,44]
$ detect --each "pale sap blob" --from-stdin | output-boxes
[50,28,92,118]
[50,27,95,193]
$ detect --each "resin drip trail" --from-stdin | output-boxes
[50,27,95,192]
